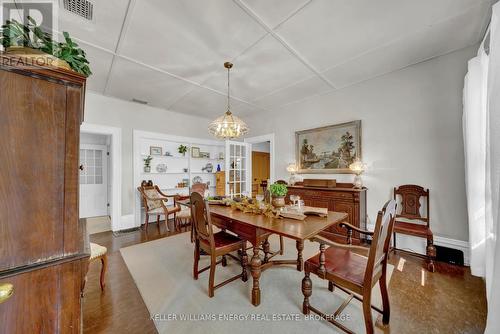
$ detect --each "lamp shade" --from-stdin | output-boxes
[286,163,298,173]
[208,111,249,139]
[349,158,366,175]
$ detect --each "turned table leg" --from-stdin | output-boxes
[263,238,270,263]
[296,240,304,271]
[251,244,262,306]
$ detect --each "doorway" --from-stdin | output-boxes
[244,133,275,197]
[251,142,270,196]
[79,132,111,234]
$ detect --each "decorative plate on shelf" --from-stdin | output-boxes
[156,163,168,173]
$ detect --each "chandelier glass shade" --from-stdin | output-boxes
[208,62,249,139]
[208,111,249,139]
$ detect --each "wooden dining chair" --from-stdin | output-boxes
[137,185,181,231]
[191,182,208,196]
[392,184,436,272]
[302,200,397,334]
[191,192,248,297]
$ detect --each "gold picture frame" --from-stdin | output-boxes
[295,120,361,174]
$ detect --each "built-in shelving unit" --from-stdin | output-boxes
[133,130,225,227]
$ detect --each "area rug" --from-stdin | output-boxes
[120,232,394,334]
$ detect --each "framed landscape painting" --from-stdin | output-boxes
[295,120,361,174]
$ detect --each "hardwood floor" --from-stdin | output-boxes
[83,221,181,334]
[83,221,487,334]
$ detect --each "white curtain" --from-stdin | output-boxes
[485,3,500,333]
[463,40,488,277]
[464,2,500,333]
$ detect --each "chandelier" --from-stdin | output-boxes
[208,62,249,139]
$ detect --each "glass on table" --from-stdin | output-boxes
[290,194,300,206]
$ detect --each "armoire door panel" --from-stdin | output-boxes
[0,71,67,271]
[64,85,83,255]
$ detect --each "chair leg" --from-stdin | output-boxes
[193,241,200,280]
[362,288,374,334]
[279,236,284,255]
[100,255,107,292]
[380,267,390,325]
[241,242,248,282]
[427,235,436,272]
[221,255,227,267]
[208,255,216,298]
[302,271,312,314]
[144,214,149,230]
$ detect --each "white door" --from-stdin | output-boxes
[79,144,108,218]
[225,141,251,198]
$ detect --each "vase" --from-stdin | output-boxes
[144,166,151,173]
[272,196,285,208]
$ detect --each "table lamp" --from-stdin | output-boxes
[286,163,299,185]
[349,158,366,189]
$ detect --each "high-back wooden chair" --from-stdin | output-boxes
[191,183,208,196]
[137,184,181,231]
[393,184,435,272]
[191,192,248,297]
[302,200,397,334]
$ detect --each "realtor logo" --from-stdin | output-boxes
[0,0,58,48]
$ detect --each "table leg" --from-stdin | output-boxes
[263,238,270,263]
[251,244,262,306]
[296,240,304,271]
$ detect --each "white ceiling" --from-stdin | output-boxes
[58,0,493,118]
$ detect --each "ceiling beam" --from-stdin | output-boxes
[233,0,337,89]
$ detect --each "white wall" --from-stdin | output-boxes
[244,45,476,242]
[83,92,212,216]
[252,141,270,153]
[80,132,109,145]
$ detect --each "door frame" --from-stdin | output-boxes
[244,133,275,197]
[80,122,122,231]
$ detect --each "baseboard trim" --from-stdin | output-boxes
[367,223,470,266]
[115,214,135,231]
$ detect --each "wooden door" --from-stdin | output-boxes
[252,151,270,195]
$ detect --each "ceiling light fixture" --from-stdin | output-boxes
[208,62,249,139]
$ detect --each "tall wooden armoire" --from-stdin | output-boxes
[0,55,89,332]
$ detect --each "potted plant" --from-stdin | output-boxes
[143,156,152,173]
[269,183,288,208]
[178,144,188,157]
[0,16,92,76]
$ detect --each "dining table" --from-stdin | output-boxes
[206,204,348,306]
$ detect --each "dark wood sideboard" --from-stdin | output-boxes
[286,182,367,244]
[0,55,89,332]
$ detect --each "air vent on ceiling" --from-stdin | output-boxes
[132,98,148,105]
[62,0,94,21]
